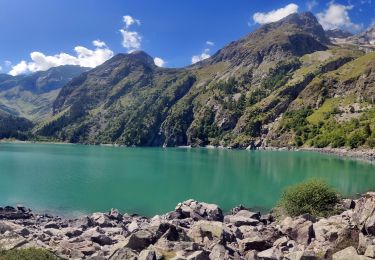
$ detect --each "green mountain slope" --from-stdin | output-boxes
[0,110,33,140]
[35,12,375,149]
[0,65,89,121]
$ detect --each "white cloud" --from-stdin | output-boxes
[120,30,142,51]
[92,40,107,48]
[9,61,28,76]
[191,48,211,64]
[120,15,142,52]
[154,57,166,67]
[253,3,299,24]
[4,60,11,67]
[0,66,2,72]
[123,15,140,29]
[9,40,113,76]
[317,3,362,32]
[307,0,318,11]
[206,41,215,46]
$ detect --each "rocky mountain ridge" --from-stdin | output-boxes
[1,12,375,150]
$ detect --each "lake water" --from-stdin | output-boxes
[1,143,375,217]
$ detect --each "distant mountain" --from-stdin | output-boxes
[325,29,353,39]
[0,110,33,140]
[348,25,375,46]
[28,12,375,150]
[0,65,89,121]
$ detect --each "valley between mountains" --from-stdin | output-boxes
[1,12,375,150]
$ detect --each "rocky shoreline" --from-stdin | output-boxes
[1,194,375,259]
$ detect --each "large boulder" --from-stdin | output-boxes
[91,213,113,228]
[238,236,272,252]
[187,220,235,245]
[257,247,282,260]
[332,246,371,260]
[0,206,32,220]
[352,192,375,235]
[280,217,314,245]
[175,200,223,221]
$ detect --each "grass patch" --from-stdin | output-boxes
[0,248,59,260]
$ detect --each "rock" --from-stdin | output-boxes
[80,246,97,256]
[187,221,235,245]
[301,251,319,259]
[280,217,314,245]
[0,222,16,234]
[342,199,356,210]
[19,228,30,237]
[353,192,375,235]
[239,236,272,252]
[124,230,154,251]
[91,213,113,227]
[332,246,369,260]
[139,249,157,260]
[71,216,93,230]
[358,233,374,255]
[0,206,31,220]
[244,250,258,260]
[0,232,28,250]
[257,247,282,260]
[44,221,59,229]
[64,227,83,238]
[273,236,289,248]
[91,234,113,246]
[109,208,123,221]
[109,247,138,259]
[235,210,261,220]
[224,215,259,227]
[285,251,304,260]
[175,200,223,221]
[128,220,140,233]
[209,244,229,260]
[186,250,209,260]
[365,245,375,258]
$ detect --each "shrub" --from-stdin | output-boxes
[279,179,339,217]
[0,248,59,260]
[347,131,367,148]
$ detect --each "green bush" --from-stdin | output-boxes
[279,180,339,217]
[0,248,59,260]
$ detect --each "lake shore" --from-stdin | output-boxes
[2,139,375,164]
[1,193,375,259]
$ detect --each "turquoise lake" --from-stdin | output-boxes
[0,142,375,217]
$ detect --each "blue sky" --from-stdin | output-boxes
[0,0,373,75]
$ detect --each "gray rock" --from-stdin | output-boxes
[44,221,59,229]
[235,210,261,220]
[332,246,369,260]
[257,247,282,260]
[66,228,83,238]
[353,193,375,235]
[209,244,229,260]
[109,247,138,260]
[128,220,139,233]
[109,208,123,221]
[280,217,314,245]
[139,249,157,260]
[187,220,235,245]
[175,200,223,221]
[124,230,154,251]
[365,245,375,258]
[239,236,271,252]
[91,213,113,228]
[91,234,113,246]
[186,250,209,260]
[358,233,373,255]
[224,215,259,227]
